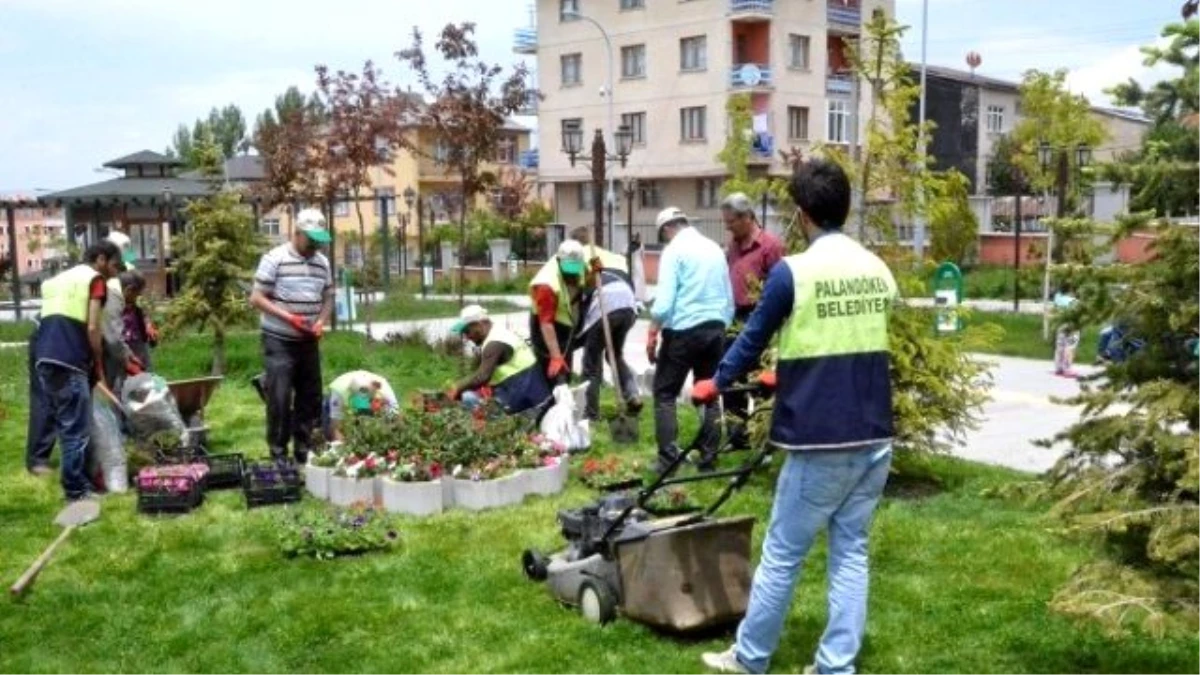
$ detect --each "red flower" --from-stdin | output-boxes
[365,456,378,471]
[429,462,443,479]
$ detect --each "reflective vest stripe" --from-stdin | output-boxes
[484,327,537,386]
[40,264,100,323]
[529,260,576,327]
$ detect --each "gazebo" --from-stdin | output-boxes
[35,150,216,296]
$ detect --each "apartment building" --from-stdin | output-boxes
[520,0,888,236]
[915,64,1152,195]
[0,196,68,276]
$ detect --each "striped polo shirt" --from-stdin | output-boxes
[253,243,332,341]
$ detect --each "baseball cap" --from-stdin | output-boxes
[106,231,138,264]
[556,239,586,276]
[655,207,688,231]
[347,373,379,414]
[296,208,331,244]
[450,304,489,335]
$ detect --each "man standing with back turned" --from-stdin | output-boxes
[249,208,334,464]
[695,160,897,675]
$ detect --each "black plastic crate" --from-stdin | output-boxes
[137,473,204,515]
[201,453,245,490]
[242,461,303,508]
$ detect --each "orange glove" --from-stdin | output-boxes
[125,356,144,376]
[310,320,325,340]
[547,356,569,379]
[646,327,659,365]
[447,387,461,401]
[758,370,777,389]
[285,313,310,334]
[589,256,603,275]
[691,379,719,404]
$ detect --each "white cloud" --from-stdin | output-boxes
[1066,39,1174,106]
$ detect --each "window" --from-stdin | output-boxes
[638,181,662,209]
[560,0,579,20]
[259,218,281,237]
[561,53,582,86]
[827,100,849,143]
[788,106,810,141]
[619,0,644,8]
[577,182,595,211]
[374,187,396,214]
[986,105,1005,133]
[680,36,707,71]
[495,137,517,164]
[621,112,646,145]
[375,137,392,163]
[696,179,719,209]
[680,106,706,141]
[789,34,811,70]
[433,139,451,162]
[621,44,646,79]
[334,196,351,217]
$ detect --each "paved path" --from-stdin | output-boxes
[353,313,1089,475]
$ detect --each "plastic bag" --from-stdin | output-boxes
[121,373,188,448]
[540,384,592,453]
[89,395,128,493]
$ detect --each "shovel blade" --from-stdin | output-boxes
[55,499,100,528]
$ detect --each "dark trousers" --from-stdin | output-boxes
[653,321,724,466]
[529,315,578,385]
[26,333,57,470]
[580,308,638,420]
[723,305,758,448]
[36,363,92,499]
[262,334,322,463]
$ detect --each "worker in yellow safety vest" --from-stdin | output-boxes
[31,240,124,501]
[527,239,590,384]
[449,305,552,416]
[694,159,897,675]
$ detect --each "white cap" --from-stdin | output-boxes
[656,207,688,229]
[555,239,587,275]
[450,304,490,334]
[106,231,131,249]
[295,208,331,243]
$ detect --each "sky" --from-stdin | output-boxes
[0,0,1180,191]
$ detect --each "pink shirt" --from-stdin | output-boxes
[726,228,785,310]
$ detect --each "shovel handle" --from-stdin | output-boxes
[593,274,629,405]
[10,526,74,597]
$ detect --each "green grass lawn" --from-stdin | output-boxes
[968,310,1100,363]
[0,333,1194,672]
[0,319,35,343]
[362,293,519,323]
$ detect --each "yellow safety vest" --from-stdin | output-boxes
[529,259,576,327]
[484,326,537,386]
[41,264,100,323]
[583,244,628,274]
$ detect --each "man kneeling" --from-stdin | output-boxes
[447,305,552,418]
[324,370,399,441]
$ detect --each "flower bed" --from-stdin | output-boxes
[311,407,569,514]
[580,455,645,492]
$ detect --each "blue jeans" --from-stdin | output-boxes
[36,363,93,499]
[735,443,893,675]
[26,332,57,470]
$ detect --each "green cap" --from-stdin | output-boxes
[348,392,373,413]
[122,250,137,264]
[556,239,586,276]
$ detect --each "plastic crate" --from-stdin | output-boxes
[242,461,304,508]
[201,453,245,490]
[137,471,205,515]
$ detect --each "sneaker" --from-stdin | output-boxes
[701,646,749,674]
[27,464,52,477]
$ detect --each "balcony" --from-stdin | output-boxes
[749,132,774,163]
[517,91,538,116]
[730,63,773,89]
[513,27,537,54]
[518,149,539,170]
[826,72,854,95]
[827,0,861,32]
[730,0,773,19]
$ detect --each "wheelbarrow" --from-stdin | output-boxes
[522,383,771,631]
[165,376,224,449]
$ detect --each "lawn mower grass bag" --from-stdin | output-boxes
[540,384,591,453]
[88,394,128,493]
[121,373,188,448]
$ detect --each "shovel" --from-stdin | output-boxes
[593,273,640,444]
[10,499,101,597]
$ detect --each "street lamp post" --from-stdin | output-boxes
[622,177,638,270]
[380,193,391,288]
[402,187,415,285]
[1037,140,1092,338]
[562,122,633,247]
[564,9,620,244]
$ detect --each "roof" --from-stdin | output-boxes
[102,150,184,169]
[1090,106,1152,125]
[910,63,1020,93]
[37,176,215,205]
[222,155,265,182]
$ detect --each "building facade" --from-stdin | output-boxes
[0,198,67,277]
[914,64,1152,195]
[523,0,886,242]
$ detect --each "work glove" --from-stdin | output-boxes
[146,321,160,345]
[589,256,603,275]
[691,379,719,404]
[285,313,311,334]
[125,355,144,376]
[646,328,659,365]
[547,356,569,380]
[758,370,777,390]
[310,320,325,340]
[447,387,461,401]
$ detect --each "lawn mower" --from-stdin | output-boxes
[521,383,772,632]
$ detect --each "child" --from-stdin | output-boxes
[1053,283,1080,377]
[119,271,158,372]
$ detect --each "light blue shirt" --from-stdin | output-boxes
[650,226,734,331]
